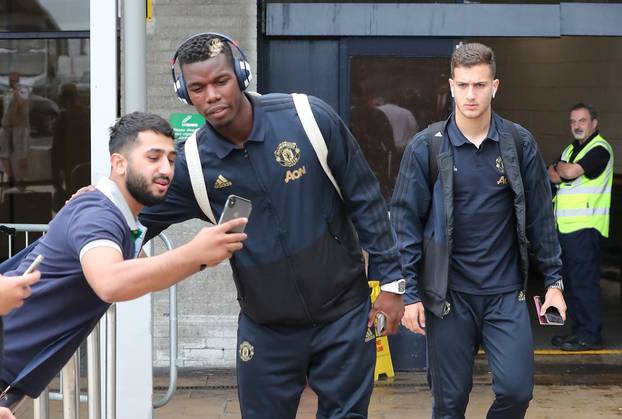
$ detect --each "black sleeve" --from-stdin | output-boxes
[576,146,610,179]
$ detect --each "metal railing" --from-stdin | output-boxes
[152,233,178,409]
[1,224,179,418]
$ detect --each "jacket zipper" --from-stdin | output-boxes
[242,145,315,324]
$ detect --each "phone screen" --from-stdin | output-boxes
[375,312,386,336]
[544,307,564,325]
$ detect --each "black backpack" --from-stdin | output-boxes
[426,119,524,190]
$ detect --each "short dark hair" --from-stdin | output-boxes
[570,103,597,120]
[451,43,496,78]
[177,33,235,70]
[109,112,174,155]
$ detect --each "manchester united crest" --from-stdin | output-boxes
[495,156,505,174]
[239,341,254,362]
[274,141,301,167]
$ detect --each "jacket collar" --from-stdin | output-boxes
[446,113,500,147]
[96,177,145,234]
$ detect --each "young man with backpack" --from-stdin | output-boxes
[391,43,566,418]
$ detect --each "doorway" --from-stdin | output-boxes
[468,36,622,350]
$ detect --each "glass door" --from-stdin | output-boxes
[341,38,455,199]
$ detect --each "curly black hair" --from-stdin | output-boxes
[177,33,235,70]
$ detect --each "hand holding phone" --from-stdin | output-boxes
[218,195,252,233]
[0,255,42,316]
[533,296,564,326]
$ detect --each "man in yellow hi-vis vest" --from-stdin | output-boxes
[547,103,613,351]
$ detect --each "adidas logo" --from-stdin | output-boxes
[365,327,376,343]
[214,175,232,189]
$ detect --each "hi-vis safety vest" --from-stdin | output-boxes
[554,134,613,237]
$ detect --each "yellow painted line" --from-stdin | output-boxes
[534,349,622,356]
[477,349,622,356]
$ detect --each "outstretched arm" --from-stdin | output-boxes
[81,219,247,303]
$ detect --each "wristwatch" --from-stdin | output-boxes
[548,279,564,292]
[380,279,406,295]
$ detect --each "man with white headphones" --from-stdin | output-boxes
[140,33,405,418]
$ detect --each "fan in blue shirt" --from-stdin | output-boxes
[0,112,247,410]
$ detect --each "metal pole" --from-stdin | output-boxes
[122,0,146,113]
[153,234,178,409]
[88,324,102,419]
[33,388,50,419]
[153,284,178,408]
[62,353,80,419]
[106,305,116,419]
[119,6,153,419]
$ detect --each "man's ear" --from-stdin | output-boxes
[492,79,500,99]
[110,153,127,176]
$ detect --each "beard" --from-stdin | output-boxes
[572,130,585,141]
[125,166,169,207]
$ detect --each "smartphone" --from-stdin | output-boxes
[533,296,564,326]
[218,195,252,233]
[24,254,44,275]
[375,312,387,336]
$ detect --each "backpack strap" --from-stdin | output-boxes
[426,121,445,191]
[291,93,343,200]
[501,118,523,166]
[185,130,217,224]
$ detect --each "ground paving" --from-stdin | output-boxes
[13,354,622,418]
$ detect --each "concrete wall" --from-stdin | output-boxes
[145,0,257,369]
[474,37,622,173]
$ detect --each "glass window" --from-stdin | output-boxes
[0,38,90,238]
[349,56,451,199]
[0,0,89,32]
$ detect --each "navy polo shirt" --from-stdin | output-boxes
[1,181,136,397]
[447,116,522,294]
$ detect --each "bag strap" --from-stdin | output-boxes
[185,130,217,224]
[186,93,346,222]
[291,93,343,200]
[502,118,523,166]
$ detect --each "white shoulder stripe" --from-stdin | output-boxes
[80,239,122,260]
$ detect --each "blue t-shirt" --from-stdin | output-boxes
[1,190,134,397]
[447,116,522,295]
